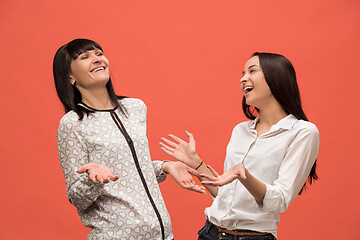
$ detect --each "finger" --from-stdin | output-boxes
[181,180,197,189]
[193,185,207,194]
[185,130,195,143]
[201,180,221,186]
[187,167,201,178]
[160,137,178,148]
[181,178,197,187]
[168,134,184,144]
[239,167,247,180]
[97,175,105,184]
[181,182,192,188]
[88,172,97,182]
[110,175,120,181]
[202,179,226,186]
[77,164,90,173]
[188,185,207,194]
[200,174,219,181]
[187,179,197,186]
[207,165,219,177]
[160,147,174,156]
[159,142,175,153]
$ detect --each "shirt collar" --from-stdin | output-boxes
[250,114,298,130]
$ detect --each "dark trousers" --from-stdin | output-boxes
[198,220,276,240]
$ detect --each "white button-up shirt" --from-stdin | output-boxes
[204,114,320,238]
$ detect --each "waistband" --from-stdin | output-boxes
[206,220,271,237]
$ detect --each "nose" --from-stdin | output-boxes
[93,54,102,64]
[240,74,248,84]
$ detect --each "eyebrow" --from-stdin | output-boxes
[248,64,259,69]
[79,49,102,56]
[242,64,260,75]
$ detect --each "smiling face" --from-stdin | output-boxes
[70,48,110,89]
[240,56,274,109]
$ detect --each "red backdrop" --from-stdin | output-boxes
[1,0,359,239]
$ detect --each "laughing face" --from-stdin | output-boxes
[240,56,273,109]
[70,48,110,89]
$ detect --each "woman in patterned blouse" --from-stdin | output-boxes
[53,38,205,240]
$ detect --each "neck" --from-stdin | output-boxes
[257,98,288,128]
[79,87,114,110]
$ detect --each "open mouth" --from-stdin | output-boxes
[91,66,106,72]
[243,86,254,94]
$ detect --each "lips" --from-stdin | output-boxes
[90,66,106,72]
[243,85,254,94]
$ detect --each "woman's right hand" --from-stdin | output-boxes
[77,162,120,184]
[160,131,202,168]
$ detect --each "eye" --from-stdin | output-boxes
[80,54,88,60]
[250,69,255,73]
[96,51,103,56]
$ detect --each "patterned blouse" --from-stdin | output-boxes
[57,98,173,240]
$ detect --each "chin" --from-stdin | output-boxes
[245,97,253,106]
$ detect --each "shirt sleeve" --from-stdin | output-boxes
[260,123,320,213]
[135,98,169,183]
[152,160,168,183]
[57,119,104,212]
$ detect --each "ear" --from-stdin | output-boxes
[69,75,76,85]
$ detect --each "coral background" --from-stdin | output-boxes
[1,0,359,239]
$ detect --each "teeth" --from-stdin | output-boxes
[244,86,253,93]
[93,67,104,72]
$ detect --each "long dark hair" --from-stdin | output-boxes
[53,39,126,120]
[242,52,318,195]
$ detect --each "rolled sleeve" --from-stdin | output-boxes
[260,123,320,213]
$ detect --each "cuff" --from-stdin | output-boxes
[258,183,285,213]
[154,160,169,183]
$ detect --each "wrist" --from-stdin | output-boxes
[194,161,204,170]
[190,155,203,169]
[237,166,248,182]
[161,160,171,174]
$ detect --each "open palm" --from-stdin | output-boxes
[160,131,200,168]
[201,164,247,187]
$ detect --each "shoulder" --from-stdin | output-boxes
[119,98,147,118]
[293,120,319,136]
[119,97,146,109]
[232,119,254,132]
[228,119,254,138]
[58,111,81,132]
[290,120,320,147]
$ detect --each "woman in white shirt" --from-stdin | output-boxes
[160,52,320,239]
[53,38,205,240]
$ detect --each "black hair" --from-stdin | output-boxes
[53,38,126,120]
[242,52,318,195]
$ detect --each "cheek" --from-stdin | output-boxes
[262,84,272,95]
[258,77,272,95]
[71,64,88,79]
[103,57,110,66]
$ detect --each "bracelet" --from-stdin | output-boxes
[194,161,204,170]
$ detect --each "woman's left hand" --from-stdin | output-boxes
[162,161,206,194]
[201,164,247,187]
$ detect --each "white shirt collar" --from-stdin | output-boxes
[250,114,298,131]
